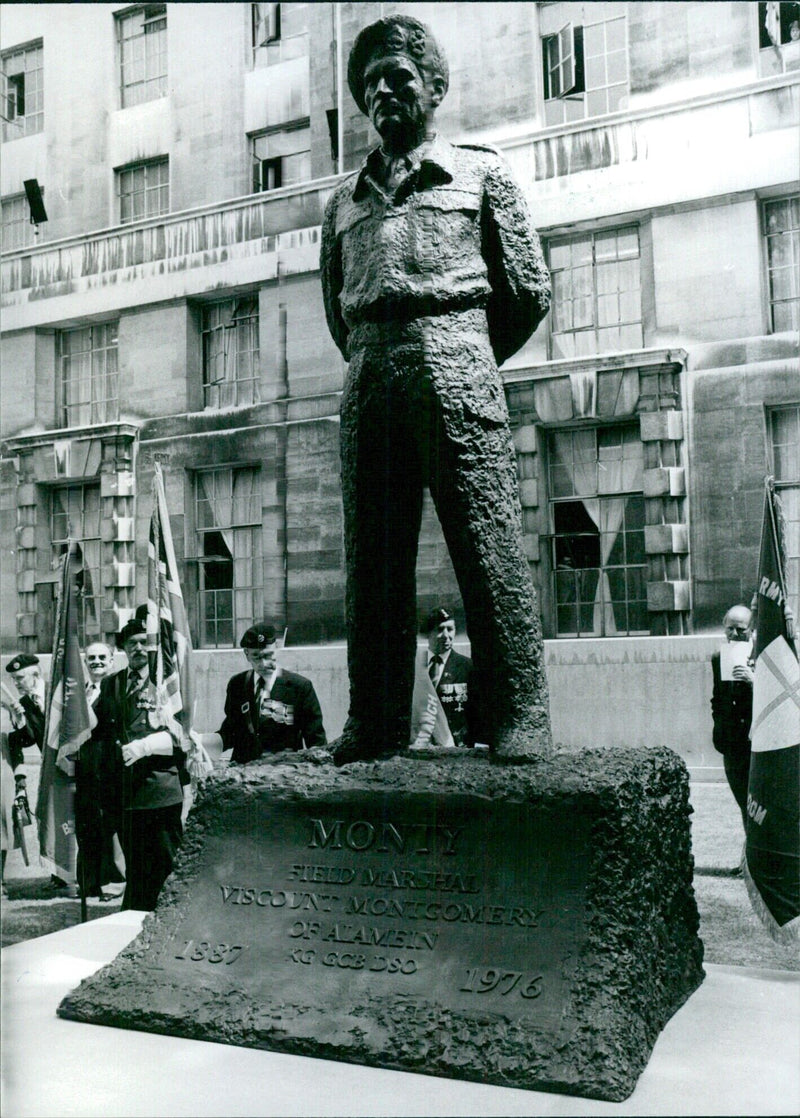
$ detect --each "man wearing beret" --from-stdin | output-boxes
[421,607,476,749]
[320,15,551,764]
[92,608,187,910]
[4,654,47,753]
[198,623,326,763]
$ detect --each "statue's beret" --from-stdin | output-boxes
[347,15,449,115]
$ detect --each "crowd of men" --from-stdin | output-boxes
[1,605,479,909]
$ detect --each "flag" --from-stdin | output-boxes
[36,542,97,883]
[410,650,455,749]
[744,477,800,944]
[147,463,212,784]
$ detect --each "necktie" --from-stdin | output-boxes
[429,656,442,686]
[126,672,145,696]
[256,677,267,715]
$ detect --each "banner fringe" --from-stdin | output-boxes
[743,857,800,945]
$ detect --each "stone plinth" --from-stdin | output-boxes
[58,747,704,1102]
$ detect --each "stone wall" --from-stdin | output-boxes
[9,635,720,776]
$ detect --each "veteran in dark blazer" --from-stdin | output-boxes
[423,608,477,748]
[92,611,187,911]
[216,623,326,763]
[5,654,47,753]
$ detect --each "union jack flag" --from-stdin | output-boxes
[147,462,212,783]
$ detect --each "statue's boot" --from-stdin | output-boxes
[329,718,409,767]
[491,710,552,764]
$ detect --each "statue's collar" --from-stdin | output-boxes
[353,135,456,200]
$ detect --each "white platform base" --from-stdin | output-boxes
[2,911,798,1117]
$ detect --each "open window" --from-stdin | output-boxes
[252,3,281,47]
[1,40,43,140]
[543,23,585,101]
[542,15,627,125]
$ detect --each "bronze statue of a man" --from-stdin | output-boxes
[320,15,552,764]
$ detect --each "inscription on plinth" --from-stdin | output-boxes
[148,792,589,1031]
[59,751,704,1101]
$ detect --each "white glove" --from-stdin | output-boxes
[121,732,173,766]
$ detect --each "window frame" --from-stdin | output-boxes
[541,12,628,125]
[762,195,800,335]
[116,157,170,225]
[57,321,120,428]
[201,295,261,409]
[49,483,104,646]
[249,120,311,193]
[1,39,44,141]
[117,4,168,109]
[1,191,40,251]
[546,223,645,360]
[189,465,264,649]
[252,2,281,48]
[547,422,648,638]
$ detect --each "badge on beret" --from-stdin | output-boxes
[6,653,39,673]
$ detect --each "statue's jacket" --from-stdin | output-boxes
[320,135,551,378]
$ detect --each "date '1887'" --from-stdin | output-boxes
[175,940,248,965]
[460,968,543,998]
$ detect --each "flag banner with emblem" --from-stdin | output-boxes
[36,542,96,883]
[744,477,800,944]
[410,651,455,749]
[147,463,213,784]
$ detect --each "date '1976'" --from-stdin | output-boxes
[460,968,543,998]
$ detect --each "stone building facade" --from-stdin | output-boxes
[2,2,798,657]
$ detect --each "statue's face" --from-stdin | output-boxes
[363,55,434,149]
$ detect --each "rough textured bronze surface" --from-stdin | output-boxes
[319,14,553,762]
[59,747,703,1102]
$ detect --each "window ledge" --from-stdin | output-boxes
[504,346,688,384]
[3,421,139,455]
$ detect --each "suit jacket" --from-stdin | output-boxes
[710,650,753,755]
[91,667,186,815]
[433,650,475,748]
[219,669,326,763]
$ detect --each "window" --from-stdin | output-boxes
[542,15,627,126]
[193,467,263,648]
[1,192,40,250]
[252,2,281,47]
[548,226,643,359]
[250,125,310,192]
[58,323,119,427]
[117,158,169,224]
[549,425,647,637]
[251,3,308,67]
[759,2,800,48]
[770,405,800,611]
[117,5,167,108]
[50,486,103,644]
[764,197,799,333]
[202,296,260,408]
[2,40,43,140]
